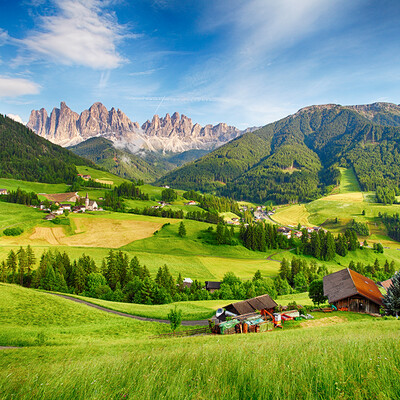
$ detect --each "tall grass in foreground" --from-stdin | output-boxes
[1,319,400,400]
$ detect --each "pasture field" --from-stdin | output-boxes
[1,284,400,400]
[0,202,44,233]
[67,295,232,320]
[0,178,69,197]
[76,166,130,186]
[337,167,361,193]
[272,204,311,227]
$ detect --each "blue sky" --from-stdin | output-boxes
[1,0,400,128]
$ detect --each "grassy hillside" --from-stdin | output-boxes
[1,284,400,400]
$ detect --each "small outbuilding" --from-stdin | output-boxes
[205,281,221,293]
[224,294,278,316]
[323,268,383,314]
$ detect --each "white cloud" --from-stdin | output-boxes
[19,0,131,69]
[0,76,41,98]
[6,114,25,124]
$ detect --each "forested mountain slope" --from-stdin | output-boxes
[158,103,400,203]
[68,137,165,182]
[0,114,94,184]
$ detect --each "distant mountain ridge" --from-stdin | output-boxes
[158,102,400,204]
[27,102,246,153]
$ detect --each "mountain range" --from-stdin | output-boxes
[27,102,245,153]
[158,102,400,204]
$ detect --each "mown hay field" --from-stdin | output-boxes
[1,284,400,400]
[273,204,311,227]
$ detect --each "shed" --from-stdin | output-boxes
[224,294,277,316]
[205,281,221,293]
[323,268,383,314]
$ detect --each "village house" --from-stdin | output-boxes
[183,278,193,289]
[82,175,91,180]
[184,200,197,206]
[323,268,383,314]
[0,188,8,195]
[378,278,393,293]
[205,281,221,293]
[73,205,86,213]
[59,204,71,212]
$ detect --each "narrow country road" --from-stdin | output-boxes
[49,293,209,326]
[266,248,295,263]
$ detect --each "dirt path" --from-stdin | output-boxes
[0,346,20,350]
[266,248,295,263]
[49,293,209,326]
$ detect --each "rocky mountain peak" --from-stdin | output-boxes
[27,102,244,153]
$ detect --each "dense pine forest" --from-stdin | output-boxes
[0,114,93,184]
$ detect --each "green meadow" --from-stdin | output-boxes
[2,169,400,282]
[1,284,400,400]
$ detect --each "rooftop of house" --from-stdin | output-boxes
[224,294,278,315]
[323,268,383,306]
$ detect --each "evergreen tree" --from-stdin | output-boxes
[216,222,225,245]
[0,261,7,282]
[26,245,36,276]
[325,232,336,261]
[6,250,17,283]
[17,247,28,286]
[73,262,86,293]
[383,273,400,317]
[178,221,187,237]
[279,258,291,281]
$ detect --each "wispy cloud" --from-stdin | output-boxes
[0,76,41,97]
[18,0,134,69]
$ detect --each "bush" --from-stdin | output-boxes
[3,227,24,236]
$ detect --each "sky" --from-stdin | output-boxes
[0,0,400,129]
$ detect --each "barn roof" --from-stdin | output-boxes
[205,281,221,290]
[378,278,393,292]
[323,268,383,306]
[224,294,277,315]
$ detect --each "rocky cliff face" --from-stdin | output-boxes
[27,102,243,152]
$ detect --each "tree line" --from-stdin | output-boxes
[0,187,39,206]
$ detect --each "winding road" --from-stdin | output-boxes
[50,293,209,326]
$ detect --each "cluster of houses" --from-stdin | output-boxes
[41,193,101,220]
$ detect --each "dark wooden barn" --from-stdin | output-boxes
[323,268,383,314]
[224,294,278,316]
[205,281,221,293]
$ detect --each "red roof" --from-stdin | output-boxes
[379,278,393,291]
[323,268,383,306]
[349,269,383,306]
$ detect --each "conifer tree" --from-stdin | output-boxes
[383,273,400,317]
[6,250,17,283]
[26,245,36,275]
[178,221,187,237]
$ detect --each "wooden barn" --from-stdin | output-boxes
[224,294,277,316]
[323,268,383,314]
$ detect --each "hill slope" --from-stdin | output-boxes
[0,114,94,184]
[158,103,400,203]
[68,137,165,182]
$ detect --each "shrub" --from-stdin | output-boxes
[3,227,24,236]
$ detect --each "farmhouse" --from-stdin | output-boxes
[323,268,383,314]
[224,294,278,316]
[0,188,8,195]
[183,278,193,288]
[205,281,221,293]
[184,201,197,206]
